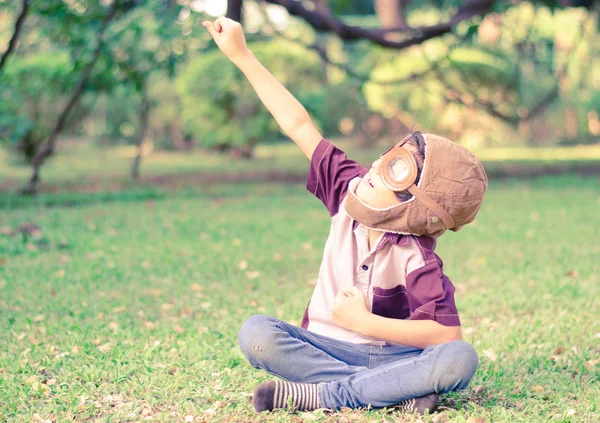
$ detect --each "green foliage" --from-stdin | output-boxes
[0,54,90,162]
[176,40,322,157]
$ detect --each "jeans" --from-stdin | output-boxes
[238,314,478,410]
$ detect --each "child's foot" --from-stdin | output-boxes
[252,380,321,412]
[396,392,439,415]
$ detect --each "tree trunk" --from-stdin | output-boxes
[0,0,30,73]
[21,1,119,195]
[226,0,243,24]
[375,0,410,41]
[131,86,150,179]
[169,119,185,150]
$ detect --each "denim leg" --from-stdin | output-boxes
[238,314,370,383]
[320,340,479,409]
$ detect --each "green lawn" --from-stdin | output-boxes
[2,139,600,193]
[1,172,599,422]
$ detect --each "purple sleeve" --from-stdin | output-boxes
[406,256,461,327]
[306,138,368,217]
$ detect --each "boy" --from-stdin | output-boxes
[203,17,487,415]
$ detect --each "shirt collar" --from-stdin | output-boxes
[352,220,410,248]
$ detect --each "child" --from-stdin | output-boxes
[203,17,488,415]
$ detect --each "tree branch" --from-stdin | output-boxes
[430,15,587,127]
[256,3,457,86]
[0,0,30,73]
[261,0,496,49]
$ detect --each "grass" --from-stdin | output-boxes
[2,139,600,193]
[1,171,599,422]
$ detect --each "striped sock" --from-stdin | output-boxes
[252,380,321,412]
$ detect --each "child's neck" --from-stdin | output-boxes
[367,229,384,251]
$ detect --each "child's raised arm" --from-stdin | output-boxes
[203,17,322,160]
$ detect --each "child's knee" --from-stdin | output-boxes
[432,340,479,392]
[237,314,279,360]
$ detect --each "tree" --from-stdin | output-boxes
[234,0,599,137]
[21,0,128,194]
[0,0,30,73]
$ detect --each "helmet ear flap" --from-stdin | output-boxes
[380,148,418,191]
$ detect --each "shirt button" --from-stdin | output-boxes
[362,264,369,271]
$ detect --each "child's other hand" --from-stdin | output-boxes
[202,17,250,64]
[332,287,369,333]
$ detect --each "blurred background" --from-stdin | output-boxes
[0,0,599,196]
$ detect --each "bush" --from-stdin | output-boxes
[176,39,322,158]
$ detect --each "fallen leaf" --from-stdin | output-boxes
[33,314,46,322]
[161,304,173,311]
[238,260,248,270]
[483,349,497,361]
[273,253,282,262]
[307,279,317,287]
[97,343,112,353]
[472,385,487,394]
[147,288,162,296]
[184,416,193,422]
[144,321,156,330]
[190,283,203,291]
[26,375,38,384]
[112,306,126,313]
[432,412,449,423]
[585,359,599,370]
[20,222,42,236]
[45,378,57,386]
[301,412,318,420]
[172,325,185,334]
[0,226,15,237]
[71,346,81,354]
[31,381,50,395]
[168,366,178,375]
[108,322,119,333]
[232,238,242,246]
[566,269,579,277]
[533,385,544,392]
[554,346,565,355]
[466,418,488,423]
[566,409,575,416]
[302,242,313,250]
[246,271,260,280]
[141,261,151,269]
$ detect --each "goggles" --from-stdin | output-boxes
[379,132,456,230]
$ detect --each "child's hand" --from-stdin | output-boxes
[332,287,369,333]
[202,17,250,64]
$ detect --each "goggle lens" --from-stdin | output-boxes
[387,157,409,182]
